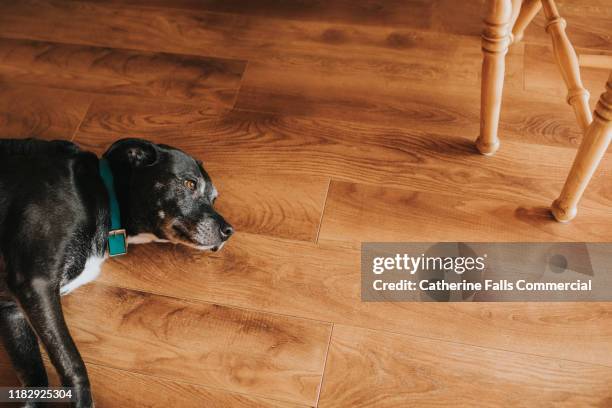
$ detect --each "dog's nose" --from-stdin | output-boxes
[220,223,234,240]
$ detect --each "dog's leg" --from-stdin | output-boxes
[12,280,93,408]
[0,302,48,408]
[0,302,48,386]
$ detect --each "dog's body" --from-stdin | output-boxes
[0,138,232,407]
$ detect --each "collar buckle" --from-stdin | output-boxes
[108,229,128,257]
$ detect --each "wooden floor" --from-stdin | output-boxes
[1,0,612,406]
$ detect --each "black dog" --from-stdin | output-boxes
[0,138,233,407]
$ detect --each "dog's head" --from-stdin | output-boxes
[103,138,233,251]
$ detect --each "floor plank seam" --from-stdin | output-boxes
[5,82,237,112]
[232,59,251,110]
[315,323,334,407]
[0,28,249,64]
[0,77,238,115]
[315,178,332,244]
[70,96,93,142]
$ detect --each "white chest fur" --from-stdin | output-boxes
[60,255,107,295]
[59,233,167,296]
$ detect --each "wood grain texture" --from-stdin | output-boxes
[72,0,434,29]
[81,364,307,408]
[0,1,434,62]
[79,95,227,137]
[428,0,483,37]
[59,283,331,405]
[0,82,91,139]
[524,4,612,52]
[318,325,612,407]
[0,38,245,107]
[1,1,609,56]
[580,53,612,70]
[75,108,612,210]
[428,0,612,52]
[234,60,591,148]
[208,172,329,242]
[74,100,330,242]
[0,347,303,407]
[317,180,612,244]
[0,1,498,86]
[49,361,304,408]
[95,234,612,367]
[525,44,610,104]
[0,1,611,405]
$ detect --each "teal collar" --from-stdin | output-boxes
[99,158,128,257]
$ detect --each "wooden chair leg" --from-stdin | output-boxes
[476,0,513,156]
[542,0,593,131]
[508,0,523,43]
[511,0,542,44]
[551,73,612,222]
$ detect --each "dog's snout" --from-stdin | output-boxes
[220,222,234,240]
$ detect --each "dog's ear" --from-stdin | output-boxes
[103,138,159,168]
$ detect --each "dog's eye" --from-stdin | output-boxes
[183,179,197,191]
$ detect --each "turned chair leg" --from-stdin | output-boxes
[511,0,542,44]
[542,0,593,131]
[551,73,612,222]
[476,0,513,156]
[508,0,523,43]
